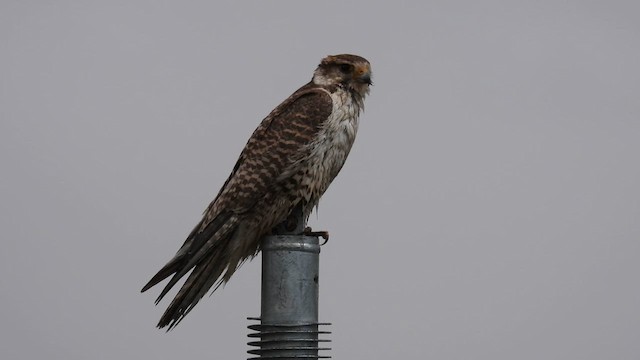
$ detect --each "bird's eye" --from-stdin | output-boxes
[338,64,352,73]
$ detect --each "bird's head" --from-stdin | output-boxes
[312,54,372,97]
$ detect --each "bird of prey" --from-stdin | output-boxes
[141,54,372,329]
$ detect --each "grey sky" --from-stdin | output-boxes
[1,1,639,359]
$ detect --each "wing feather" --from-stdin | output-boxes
[205,85,333,217]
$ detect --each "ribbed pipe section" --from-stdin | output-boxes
[247,319,331,359]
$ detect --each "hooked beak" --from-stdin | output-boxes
[355,64,373,85]
[360,72,373,85]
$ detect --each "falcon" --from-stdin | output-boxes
[142,54,372,329]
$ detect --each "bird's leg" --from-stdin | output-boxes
[272,208,303,235]
[302,226,330,245]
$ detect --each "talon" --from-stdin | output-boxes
[302,227,329,244]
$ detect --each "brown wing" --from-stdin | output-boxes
[176,84,334,272]
[141,84,333,329]
[206,83,333,217]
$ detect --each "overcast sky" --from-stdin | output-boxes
[2,1,639,359]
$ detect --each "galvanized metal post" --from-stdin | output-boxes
[247,209,331,359]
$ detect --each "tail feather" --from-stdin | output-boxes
[141,212,242,329]
[140,256,185,295]
[157,248,230,329]
[140,221,203,295]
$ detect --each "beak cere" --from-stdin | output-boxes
[355,64,373,85]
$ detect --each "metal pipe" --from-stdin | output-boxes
[247,210,331,359]
[260,234,320,324]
